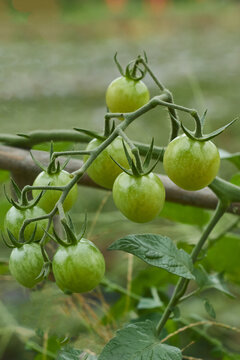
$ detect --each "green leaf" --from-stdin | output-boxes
[194,265,234,298]
[0,170,9,183]
[0,261,9,275]
[57,346,84,360]
[137,297,162,310]
[206,234,240,284]
[203,298,216,319]
[98,320,182,360]
[219,149,240,169]
[161,202,211,226]
[109,234,195,280]
[223,355,240,360]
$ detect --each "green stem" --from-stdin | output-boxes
[138,58,180,140]
[139,58,165,91]
[156,201,227,336]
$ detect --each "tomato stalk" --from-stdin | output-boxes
[156,200,228,336]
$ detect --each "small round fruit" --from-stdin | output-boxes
[113,172,165,223]
[5,206,48,241]
[52,239,105,293]
[163,135,220,191]
[106,76,150,115]
[84,136,132,189]
[9,243,44,288]
[32,170,78,213]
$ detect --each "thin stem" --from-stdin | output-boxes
[192,111,203,138]
[156,201,227,336]
[21,185,65,202]
[100,278,140,301]
[52,150,92,160]
[138,58,180,140]
[179,289,200,303]
[104,116,111,137]
[138,58,165,91]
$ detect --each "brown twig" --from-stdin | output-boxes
[161,320,240,344]
[0,145,239,214]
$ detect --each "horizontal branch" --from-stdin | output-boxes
[0,145,239,214]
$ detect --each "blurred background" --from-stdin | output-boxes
[0,0,240,359]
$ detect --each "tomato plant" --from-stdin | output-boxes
[1,53,240,360]
[4,205,48,241]
[9,243,44,288]
[32,169,78,213]
[113,172,165,223]
[163,134,220,191]
[106,76,150,115]
[84,136,132,189]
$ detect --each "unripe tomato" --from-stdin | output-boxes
[5,206,48,241]
[106,76,150,115]
[112,172,165,223]
[163,135,220,191]
[32,170,78,213]
[84,136,132,189]
[9,243,44,288]
[52,239,105,293]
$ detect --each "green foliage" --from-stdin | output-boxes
[194,265,234,298]
[98,320,181,360]
[206,234,240,284]
[161,201,211,226]
[109,234,195,279]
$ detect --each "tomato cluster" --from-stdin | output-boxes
[2,58,222,295]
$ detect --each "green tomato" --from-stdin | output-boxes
[52,239,105,293]
[32,170,78,213]
[5,206,48,241]
[112,172,165,223]
[84,136,132,189]
[163,135,220,191]
[9,243,44,288]
[106,76,150,115]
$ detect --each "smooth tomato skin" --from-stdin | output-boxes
[106,76,150,115]
[32,170,78,213]
[52,239,105,293]
[5,206,48,241]
[84,136,132,189]
[9,243,44,288]
[113,172,165,223]
[163,135,220,191]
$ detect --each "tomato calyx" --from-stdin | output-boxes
[30,142,70,176]
[114,52,147,81]
[172,109,239,143]
[45,215,87,248]
[4,178,44,210]
[111,138,162,177]
[2,222,38,248]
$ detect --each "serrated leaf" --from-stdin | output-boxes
[203,298,216,319]
[109,234,195,279]
[57,346,83,360]
[194,265,234,298]
[98,320,182,360]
